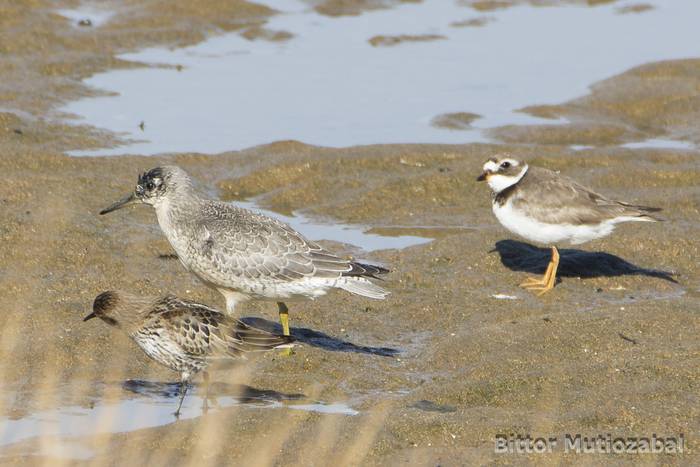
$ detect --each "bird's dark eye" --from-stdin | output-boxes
[146,181,155,190]
[500,161,511,169]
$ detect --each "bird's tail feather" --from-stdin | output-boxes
[633,214,662,222]
[343,261,390,279]
[618,202,663,222]
[228,321,296,353]
[337,277,389,300]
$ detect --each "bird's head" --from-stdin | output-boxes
[83,291,150,329]
[99,166,191,215]
[476,156,528,193]
[83,291,122,326]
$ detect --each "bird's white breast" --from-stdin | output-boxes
[155,202,195,264]
[133,331,191,372]
[492,199,615,245]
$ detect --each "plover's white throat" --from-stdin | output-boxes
[100,166,389,336]
[477,156,661,294]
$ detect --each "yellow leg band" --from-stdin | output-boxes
[279,310,290,336]
[277,302,290,336]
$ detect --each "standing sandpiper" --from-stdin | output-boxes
[83,291,294,416]
[100,166,389,336]
[477,155,661,294]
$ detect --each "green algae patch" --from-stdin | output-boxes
[313,0,420,17]
[518,59,700,145]
[464,0,619,11]
[617,3,654,14]
[450,16,495,27]
[368,34,446,47]
[489,123,640,146]
[431,112,482,130]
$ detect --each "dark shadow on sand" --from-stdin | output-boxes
[240,317,401,357]
[123,379,305,403]
[492,240,677,283]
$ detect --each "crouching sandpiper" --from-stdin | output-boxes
[477,155,661,294]
[84,291,294,415]
[99,166,389,336]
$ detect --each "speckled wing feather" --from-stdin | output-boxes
[194,202,359,283]
[147,296,293,359]
[511,168,661,225]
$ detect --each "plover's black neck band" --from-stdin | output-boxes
[493,179,521,206]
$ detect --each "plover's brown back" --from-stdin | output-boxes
[478,157,661,246]
[477,155,662,295]
[501,166,661,228]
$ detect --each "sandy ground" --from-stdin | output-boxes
[0,1,698,465]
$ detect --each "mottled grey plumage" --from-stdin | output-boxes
[84,291,293,415]
[100,166,389,327]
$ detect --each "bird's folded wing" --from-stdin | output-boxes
[154,304,224,358]
[197,206,353,282]
[221,319,294,354]
[512,176,641,225]
[151,298,291,359]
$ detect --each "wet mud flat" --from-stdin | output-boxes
[1,139,699,464]
[0,0,699,465]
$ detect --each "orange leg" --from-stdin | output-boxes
[519,246,560,295]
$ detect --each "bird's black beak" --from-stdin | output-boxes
[83,311,97,322]
[476,171,489,182]
[100,192,138,215]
